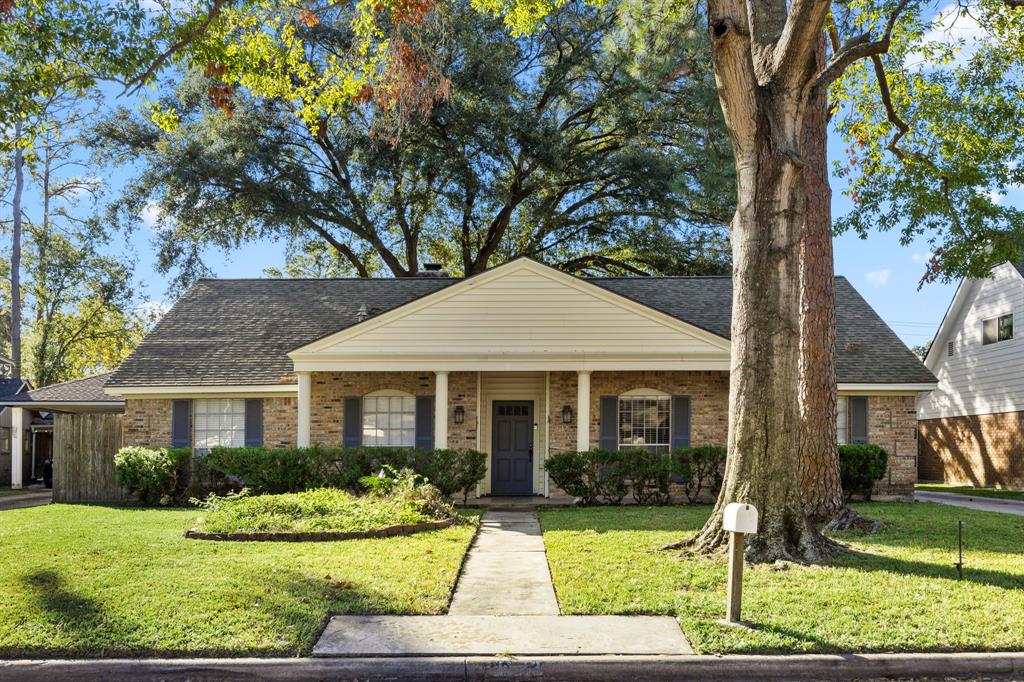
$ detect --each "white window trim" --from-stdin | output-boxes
[193,398,247,452]
[617,390,671,452]
[362,390,417,448]
[981,313,1014,346]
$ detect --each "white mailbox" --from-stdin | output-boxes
[723,503,759,534]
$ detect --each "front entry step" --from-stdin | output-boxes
[313,615,692,656]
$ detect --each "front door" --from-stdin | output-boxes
[491,401,533,495]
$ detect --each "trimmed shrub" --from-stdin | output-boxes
[672,445,727,503]
[114,446,189,505]
[543,451,595,504]
[543,449,637,506]
[204,445,488,500]
[838,444,888,500]
[591,449,628,505]
[622,449,671,505]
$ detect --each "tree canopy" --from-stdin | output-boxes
[95,0,735,285]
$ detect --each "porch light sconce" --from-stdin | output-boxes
[562,405,573,424]
[453,405,465,424]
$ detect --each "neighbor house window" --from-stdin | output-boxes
[982,313,1013,345]
[837,396,869,445]
[362,390,416,447]
[193,398,246,451]
[618,391,671,453]
[836,396,849,444]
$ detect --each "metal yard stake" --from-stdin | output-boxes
[955,520,964,580]
[722,503,759,625]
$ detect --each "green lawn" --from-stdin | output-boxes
[0,504,479,658]
[540,503,1024,655]
[916,483,1024,501]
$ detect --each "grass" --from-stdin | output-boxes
[916,483,1024,501]
[194,488,445,534]
[0,504,479,658]
[540,503,1024,655]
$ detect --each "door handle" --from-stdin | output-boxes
[529,449,533,462]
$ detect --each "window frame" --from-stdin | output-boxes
[617,389,672,453]
[361,389,417,448]
[982,313,1013,346]
[192,398,247,452]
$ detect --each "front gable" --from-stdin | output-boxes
[290,260,731,372]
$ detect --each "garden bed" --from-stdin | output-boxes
[185,518,455,542]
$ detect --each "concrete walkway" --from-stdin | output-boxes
[915,490,1024,516]
[0,490,51,511]
[314,510,692,657]
[449,510,558,615]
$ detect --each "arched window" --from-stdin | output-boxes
[362,390,416,447]
[618,388,671,453]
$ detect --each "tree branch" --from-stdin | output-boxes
[557,254,651,276]
[870,55,911,161]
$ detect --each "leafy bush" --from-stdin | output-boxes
[839,444,889,500]
[114,446,189,505]
[671,446,727,503]
[205,445,488,499]
[622,449,671,505]
[192,467,457,535]
[543,451,595,504]
[591,449,628,504]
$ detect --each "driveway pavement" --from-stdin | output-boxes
[0,490,51,511]
[915,490,1024,516]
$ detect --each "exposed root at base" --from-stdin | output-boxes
[658,518,846,564]
[823,506,883,533]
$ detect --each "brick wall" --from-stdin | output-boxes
[865,394,918,499]
[918,411,1024,489]
[264,396,297,448]
[122,399,173,448]
[548,370,730,455]
[310,371,477,448]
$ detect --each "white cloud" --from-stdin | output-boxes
[911,251,933,263]
[139,201,162,229]
[987,189,1005,205]
[905,4,986,69]
[865,269,891,287]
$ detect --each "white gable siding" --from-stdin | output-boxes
[310,267,727,358]
[918,264,1024,420]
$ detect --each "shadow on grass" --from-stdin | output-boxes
[3,566,385,659]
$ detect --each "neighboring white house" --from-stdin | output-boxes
[918,262,1024,488]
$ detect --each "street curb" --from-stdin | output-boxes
[1,652,1023,681]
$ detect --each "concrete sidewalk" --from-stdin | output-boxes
[448,510,559,615]
[314,510,692,657]
[915,490,1024,516]
[4,652,1024,681]
[0,490,51,511]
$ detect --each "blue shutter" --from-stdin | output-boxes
[598,396,618,451]
[415,396,435,450]
[671,396,691,449]
[343,397,362,447]
[850,397,869,444]
[171,399,191,448]
[244,399,263,447]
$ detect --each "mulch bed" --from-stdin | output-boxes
[184,518,456,542]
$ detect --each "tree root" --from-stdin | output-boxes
[659,514,845,564]
[823,506,883,533]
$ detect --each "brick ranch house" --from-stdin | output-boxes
[918,262,1024,489]
[10,259,936,499]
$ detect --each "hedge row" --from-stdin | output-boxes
[542,443,889,506]
[543,446,728,505]
[113,445,488,506]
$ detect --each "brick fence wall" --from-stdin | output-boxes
[866,394,918,499]
[918,411,1024,489]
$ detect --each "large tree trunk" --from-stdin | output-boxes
[685,4,835,563]
[10,121,23,380]
[798,36,843,524]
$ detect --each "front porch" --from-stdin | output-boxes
[292,369,731,499]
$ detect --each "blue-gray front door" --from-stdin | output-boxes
[491,401,533,495]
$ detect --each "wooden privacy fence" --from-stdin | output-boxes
[53,412,125,503]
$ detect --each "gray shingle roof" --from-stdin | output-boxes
[0,377,29,400]
[3,372,121,404]
[107,271,935,387]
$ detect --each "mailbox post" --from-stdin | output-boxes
[722,502,758,624]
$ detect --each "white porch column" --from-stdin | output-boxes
[297,372,312,447]
[576,370,591,451]
[435,371,449,449]
[11,406,25,489]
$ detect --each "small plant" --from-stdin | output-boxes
[839,444,889,500]
[672,446,727,503]
[544,451,596,504]
[114,446,189,505]
[622,449,671,505]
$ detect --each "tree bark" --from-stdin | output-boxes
[797,35,843,524]
[10,121,23,380]
[685,3,835,563]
